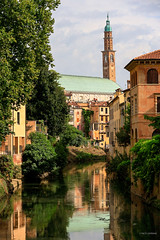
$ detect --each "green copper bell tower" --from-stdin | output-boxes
[102,14,116,82]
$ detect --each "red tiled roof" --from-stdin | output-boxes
[134,50,160,60]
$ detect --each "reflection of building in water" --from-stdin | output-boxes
[13,199,26,240]
[66,165,109,213]
[0,199,26,240]
[104,232,114,240]
[91,167,109,211]
[109,186,131,240]
[26,218,37,239]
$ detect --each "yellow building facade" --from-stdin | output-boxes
[90,102,110,149]
[0,105,26,164]
[109,89,130,156]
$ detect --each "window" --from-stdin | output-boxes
[105,108,108,114]
[101,108,103,112]
[80,96,83,101]
[110,109,113,120]
[157,97,160,113]
[131,71,137,88]
[110,54,114,62]
[19,145,23,153]
[132,129,134,139]
[104,54,108,63]
[106,116,108,122]
[17,112,20,125]
[135,98,137,114]
[131,100,134,116]
[147,69,158,84]
[101,135,104,141]
[94,123,98,130]
[135,128,138,142]
[13,211,18,229]
[101,116,103,121]
[101,125,103,130]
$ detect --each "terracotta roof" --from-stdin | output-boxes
[124,49,160,71]
[68,101,81,108]
[134,50,160,60]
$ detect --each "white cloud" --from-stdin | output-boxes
[51,0,160,89]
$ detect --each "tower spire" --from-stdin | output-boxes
[107,13,109,21]
[105,13,112,32]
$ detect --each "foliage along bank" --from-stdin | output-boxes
[107,114,160,205]
[22,125,89,180]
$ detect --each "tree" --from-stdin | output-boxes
[22,132,57,178]
[131,135,160,193]
[144,115,160,129]
[60,124,88,147]
[116,104,131,147]
[0,0,60,144]
[82,109,93,138]
[26,68,69,136]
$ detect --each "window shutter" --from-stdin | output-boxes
[147,69,158,84]
[157,97,160,113]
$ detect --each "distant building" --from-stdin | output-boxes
[58,74,119,103]
[68,101,83,131]
[58,16,119,103]
[108,88,130,156]
[90,101,110,149]
[57,16,120,149]
[26,120,48,144]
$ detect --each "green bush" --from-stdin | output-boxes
[60,124,88,147]
[76,152,93,162]
[22,132,57,179]
[55,141,68,169]
[0,155,14,181]
[131,135,160,193]
[106,152,131,190]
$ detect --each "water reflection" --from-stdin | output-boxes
[109,182,160,240]
[0,193,26,240]
[0,162,160,240]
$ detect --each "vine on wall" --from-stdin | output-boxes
[82,109,93,138]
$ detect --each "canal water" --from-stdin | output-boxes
[0,161,160,239]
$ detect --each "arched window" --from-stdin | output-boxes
[135,128,137,142]
[110,54,114,62]
[132,129,134,139]
[147,69,158,84]
[104,54,108,63]
[135,71,137,85]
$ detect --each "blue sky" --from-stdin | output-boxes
[50,0,160,89]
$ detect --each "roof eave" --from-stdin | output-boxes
[124,59,138,71]
[125,58,160,71]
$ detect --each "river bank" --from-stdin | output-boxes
[67,145,107,162]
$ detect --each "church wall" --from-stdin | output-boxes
[71,92,113,103]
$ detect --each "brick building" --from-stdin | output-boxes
[125,49,160,147]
